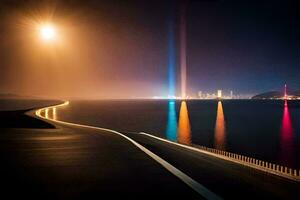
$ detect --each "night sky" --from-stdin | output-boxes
[0,0,299,98]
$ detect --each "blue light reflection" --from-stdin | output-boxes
[166,100,177,141]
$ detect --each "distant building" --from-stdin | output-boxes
[217,90,222,98]
[230,90,233,99]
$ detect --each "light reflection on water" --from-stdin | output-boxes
[165,100,177,142]
[53,107,57,120]
[214,101,226,150]
[45,108,49,119]
[279,100,294,165]
[177,101,191,145]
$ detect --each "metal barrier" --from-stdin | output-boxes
[194,144,300,181]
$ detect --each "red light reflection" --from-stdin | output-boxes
[279,100,294,165]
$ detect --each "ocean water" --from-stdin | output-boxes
[54,100,300,168]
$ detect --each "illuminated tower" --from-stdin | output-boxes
[217,90,222,99]
[284,84,287,100]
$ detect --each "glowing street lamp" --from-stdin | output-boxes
[39,23,57,42]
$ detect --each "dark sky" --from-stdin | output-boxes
[0,0,299,98]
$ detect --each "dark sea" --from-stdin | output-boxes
[56,99,300,169]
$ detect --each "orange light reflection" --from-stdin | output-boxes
[45,108,49,119]
[177,101,191,145]
[53,107,57,120]
[214,101,226,150]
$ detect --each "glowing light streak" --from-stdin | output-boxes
[166,100,177,141]
[178,101,191,145]
[180,5,187,99]
[214,101,226,150]
[167,9,176,97]
[284,84,287,100]
[53,107,57,120]
[45,108,49,119]
[279,100,294,165]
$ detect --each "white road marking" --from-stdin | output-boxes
[33,102,222,200]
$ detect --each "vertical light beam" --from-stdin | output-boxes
[167,6,176,98]
[180,4,187,99]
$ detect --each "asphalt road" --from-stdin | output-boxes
[0,118,201,199]
[125,132,300,199]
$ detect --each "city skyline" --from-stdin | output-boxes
[0,0,299,99]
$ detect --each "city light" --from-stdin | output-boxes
[217,90,222,98]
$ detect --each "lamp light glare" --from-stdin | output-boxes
[39,24,56,41]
